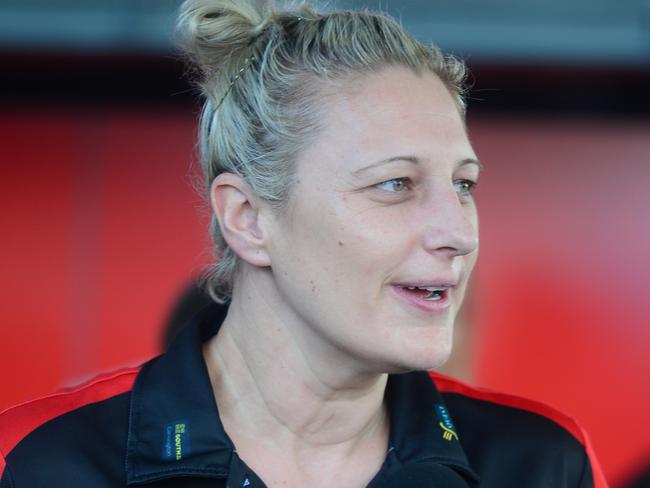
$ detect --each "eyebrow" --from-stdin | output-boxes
[352,155,484,176]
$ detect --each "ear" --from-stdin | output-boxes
[210,172,271,268]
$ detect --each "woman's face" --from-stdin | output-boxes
[265,66,480,373]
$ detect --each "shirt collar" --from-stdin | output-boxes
[126,303,231,484]
[125,302,478,485]
[384,371,479,482]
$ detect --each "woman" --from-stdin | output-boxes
[0,1,606,487]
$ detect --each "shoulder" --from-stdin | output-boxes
[429,371,589,444]
[428,371,608,488]
[0,368,140,487]
[0,367,139,454]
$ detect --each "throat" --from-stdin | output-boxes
[229,402,391,488]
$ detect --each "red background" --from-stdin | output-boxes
[1,107,648,486]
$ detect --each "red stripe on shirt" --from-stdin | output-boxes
[429,371,609,488]
[0,367,140,461]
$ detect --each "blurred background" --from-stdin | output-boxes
[1,0,649,486]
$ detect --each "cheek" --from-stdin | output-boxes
[281,191,415,293]
[278,203,357,285]
[354,207,420,250]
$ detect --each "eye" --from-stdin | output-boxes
[454,179,477,197]
[375,178,410,193]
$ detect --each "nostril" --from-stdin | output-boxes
[420,218,478,256]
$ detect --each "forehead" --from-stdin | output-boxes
[304,67,473,174]
[335,67,462,121]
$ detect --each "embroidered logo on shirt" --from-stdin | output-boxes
[162,420,190,461]
[434,404,459,441]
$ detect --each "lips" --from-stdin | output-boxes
[393,278,459,288]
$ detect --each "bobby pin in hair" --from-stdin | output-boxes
[214,56,256,111]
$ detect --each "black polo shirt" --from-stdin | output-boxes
[0,303,607,487]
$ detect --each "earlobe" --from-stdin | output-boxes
[210,173,271,267]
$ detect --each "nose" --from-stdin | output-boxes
[420,188,478,258]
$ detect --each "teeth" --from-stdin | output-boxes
[422,286,447,291]
[404,285,447,291]
[423,293,442,301]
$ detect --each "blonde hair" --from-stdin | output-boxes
[176,0,467,303]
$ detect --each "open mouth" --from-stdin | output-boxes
[401,285,448,301]
[390,283,452,313]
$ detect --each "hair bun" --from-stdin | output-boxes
[177,0,272,77]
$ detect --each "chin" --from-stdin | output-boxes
[360,315,456,373]
[406,322,455,369]
[411,347,453,371]
[382,341,454,374]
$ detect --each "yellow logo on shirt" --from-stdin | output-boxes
[435,404,459,442]
[439,422,459,441]
[163,420,190,461]
[174,423,186,460]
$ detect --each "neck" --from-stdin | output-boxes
[202,273,390,456]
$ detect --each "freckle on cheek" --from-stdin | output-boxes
[338,240,344,246]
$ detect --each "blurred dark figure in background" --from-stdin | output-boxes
[162,279,213,349]
[622,462,650,488]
